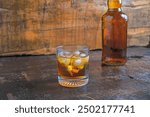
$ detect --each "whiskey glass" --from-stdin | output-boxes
[56,45,89,87]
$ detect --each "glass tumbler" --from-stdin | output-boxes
[56,45,89,87]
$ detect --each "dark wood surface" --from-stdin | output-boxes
[0,47,150,100]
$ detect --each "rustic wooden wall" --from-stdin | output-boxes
[0,0,150,56]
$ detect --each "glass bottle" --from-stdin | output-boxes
[102,0,128,66]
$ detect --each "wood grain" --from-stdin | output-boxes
[0,47,150,99]
[0,0,150,56]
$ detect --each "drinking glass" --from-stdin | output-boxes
[56,45,89,87]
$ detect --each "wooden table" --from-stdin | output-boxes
[0,47,150,100]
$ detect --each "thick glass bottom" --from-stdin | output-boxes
[58,76,89,88]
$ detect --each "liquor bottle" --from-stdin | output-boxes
[102,0,128,66]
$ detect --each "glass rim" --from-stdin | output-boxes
[56,44,89,50]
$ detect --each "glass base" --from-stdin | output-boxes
[102,58,127,66]
[58,76,89,88]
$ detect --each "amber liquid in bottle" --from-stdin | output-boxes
[102,0,128,66]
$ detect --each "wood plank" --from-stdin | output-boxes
[0,47,150,99]
[0,0,150,56]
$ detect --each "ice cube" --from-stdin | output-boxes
[58,51,64,57]
[74,51,80,56]
[67,65,73,76]
[77,65,84,70]
[68,65,73,71]
[63,58,70,65]
[63,51,72,58]
[57,56,70,66]
[74,59,81,65]
[73,58,84,69]
[80,53,87,57]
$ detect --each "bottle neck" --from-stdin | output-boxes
[108,0,122,10]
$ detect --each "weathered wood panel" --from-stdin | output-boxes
[0,0,150,56]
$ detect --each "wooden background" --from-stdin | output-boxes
[0,0,150,56]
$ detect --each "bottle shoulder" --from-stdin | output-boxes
[102,10,128,21]
[121,12,128,21]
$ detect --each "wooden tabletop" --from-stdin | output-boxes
[0,47,150,100]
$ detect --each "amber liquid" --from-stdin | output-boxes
[57,55,89,79]
[102,8,128,66]
[57,61,87,79]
